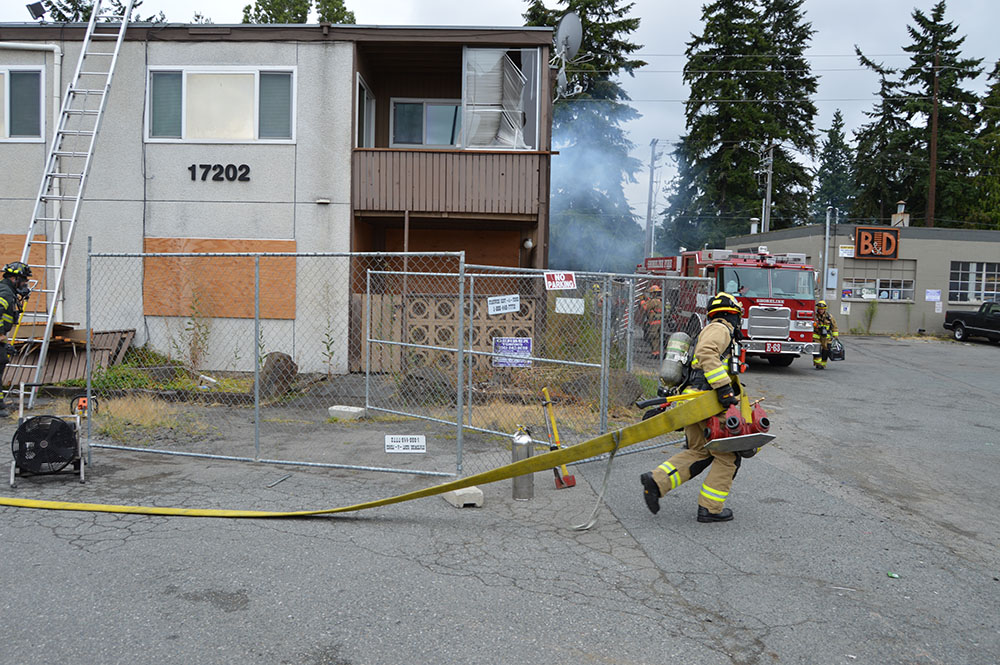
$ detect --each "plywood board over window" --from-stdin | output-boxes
[0,234,48,313]
[143,238,296,319]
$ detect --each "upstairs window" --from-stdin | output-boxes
[147,68,294,142]
[390,99,461,148]
[1,69,43,140]
[463,47,540,150]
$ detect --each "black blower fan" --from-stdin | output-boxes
[11,415,79,476]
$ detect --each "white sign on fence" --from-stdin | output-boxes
[543,271,577,291]
[487,294,520,316]
[385,435,426,453]
[492,337,532,367]
[555,297,585,315]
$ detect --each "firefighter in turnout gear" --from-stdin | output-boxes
[812,300,838,370]
[640,292,746,522]
[0,262,32,417]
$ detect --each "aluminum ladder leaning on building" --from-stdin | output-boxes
[14,0,134,408]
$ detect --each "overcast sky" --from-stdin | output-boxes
[2,0,995,225]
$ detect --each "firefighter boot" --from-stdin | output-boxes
[640,472,661,514]
[697,505,734,522]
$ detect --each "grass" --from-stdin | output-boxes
[93,395,214,445]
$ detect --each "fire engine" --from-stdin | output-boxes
[640,246,820,366]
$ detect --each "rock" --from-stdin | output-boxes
[256,352,298,398]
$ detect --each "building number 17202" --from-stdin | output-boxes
[188,164,251,182]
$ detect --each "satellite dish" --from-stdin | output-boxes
[554,12,582,61]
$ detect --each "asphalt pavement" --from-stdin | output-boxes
[1,335,998,665]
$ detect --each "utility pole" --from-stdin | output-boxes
[926,50,939,228]
[644,138,659,258]
[760,143,775,233]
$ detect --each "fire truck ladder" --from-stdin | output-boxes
[13,0,134,408]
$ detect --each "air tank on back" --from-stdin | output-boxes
[658,331,692,387]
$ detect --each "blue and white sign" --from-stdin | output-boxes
[492,337,532,367]
[488,294,521,316]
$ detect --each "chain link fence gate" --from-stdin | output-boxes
[83,245,711,481]
[84,248,466,478]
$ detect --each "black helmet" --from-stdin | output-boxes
[3,261,32,279]
[707,291,743,319]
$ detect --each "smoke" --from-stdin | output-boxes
[547,111,645,274]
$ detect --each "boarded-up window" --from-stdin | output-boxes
[142,238,296,319]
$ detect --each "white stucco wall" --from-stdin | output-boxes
[1,36,354,373]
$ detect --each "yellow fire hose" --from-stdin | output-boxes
[0,390,722,519]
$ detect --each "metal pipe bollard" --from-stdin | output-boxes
[512,426,533,500]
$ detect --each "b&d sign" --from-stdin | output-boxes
[854,226,900,260]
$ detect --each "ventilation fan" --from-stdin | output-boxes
[10,415,82,485]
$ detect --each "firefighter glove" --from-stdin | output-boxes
[833,332,839,337]
[2,342,14,362]
[715,385,739,408]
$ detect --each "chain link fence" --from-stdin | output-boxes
[82,249,710,479]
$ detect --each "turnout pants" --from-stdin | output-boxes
[813,334,831,367]
[651,420,741,514]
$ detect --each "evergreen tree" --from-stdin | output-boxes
[811,110,854,221]
[850,51,913,223]
[899,0,982,226]
[970,60,1000,229]
[524,0,647,273]
[657,0,817,252]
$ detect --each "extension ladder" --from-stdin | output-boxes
[13,0,134,407]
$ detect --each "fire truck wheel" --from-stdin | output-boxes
[766,355,794,367]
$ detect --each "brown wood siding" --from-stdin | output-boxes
[353,149,542,216]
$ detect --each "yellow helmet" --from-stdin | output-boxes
[816,300,828,310]
[707,291,743,318]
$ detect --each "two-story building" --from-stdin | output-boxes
[0,21,554,375]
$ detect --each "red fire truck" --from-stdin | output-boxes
[641,247,819,366]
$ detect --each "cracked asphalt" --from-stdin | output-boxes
[1,336,998,665]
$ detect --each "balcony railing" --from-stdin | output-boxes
[352,148,544,216]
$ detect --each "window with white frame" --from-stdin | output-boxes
[390,99,461,148]
[841,258,916,301]
[356,75,375,148]
[1,68,43,140]
[949,261,1000,303]
[147,68,294,141]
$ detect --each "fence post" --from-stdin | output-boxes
[85,236,93,464]
[626,277,634,373]
[466,274,474,428]
[455,253,466,476]
[253,255,260,462]
[364,267,371,411]
[600,274,611,434]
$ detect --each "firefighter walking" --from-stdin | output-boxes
[812,300,838,370]
[640,292,749,523]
